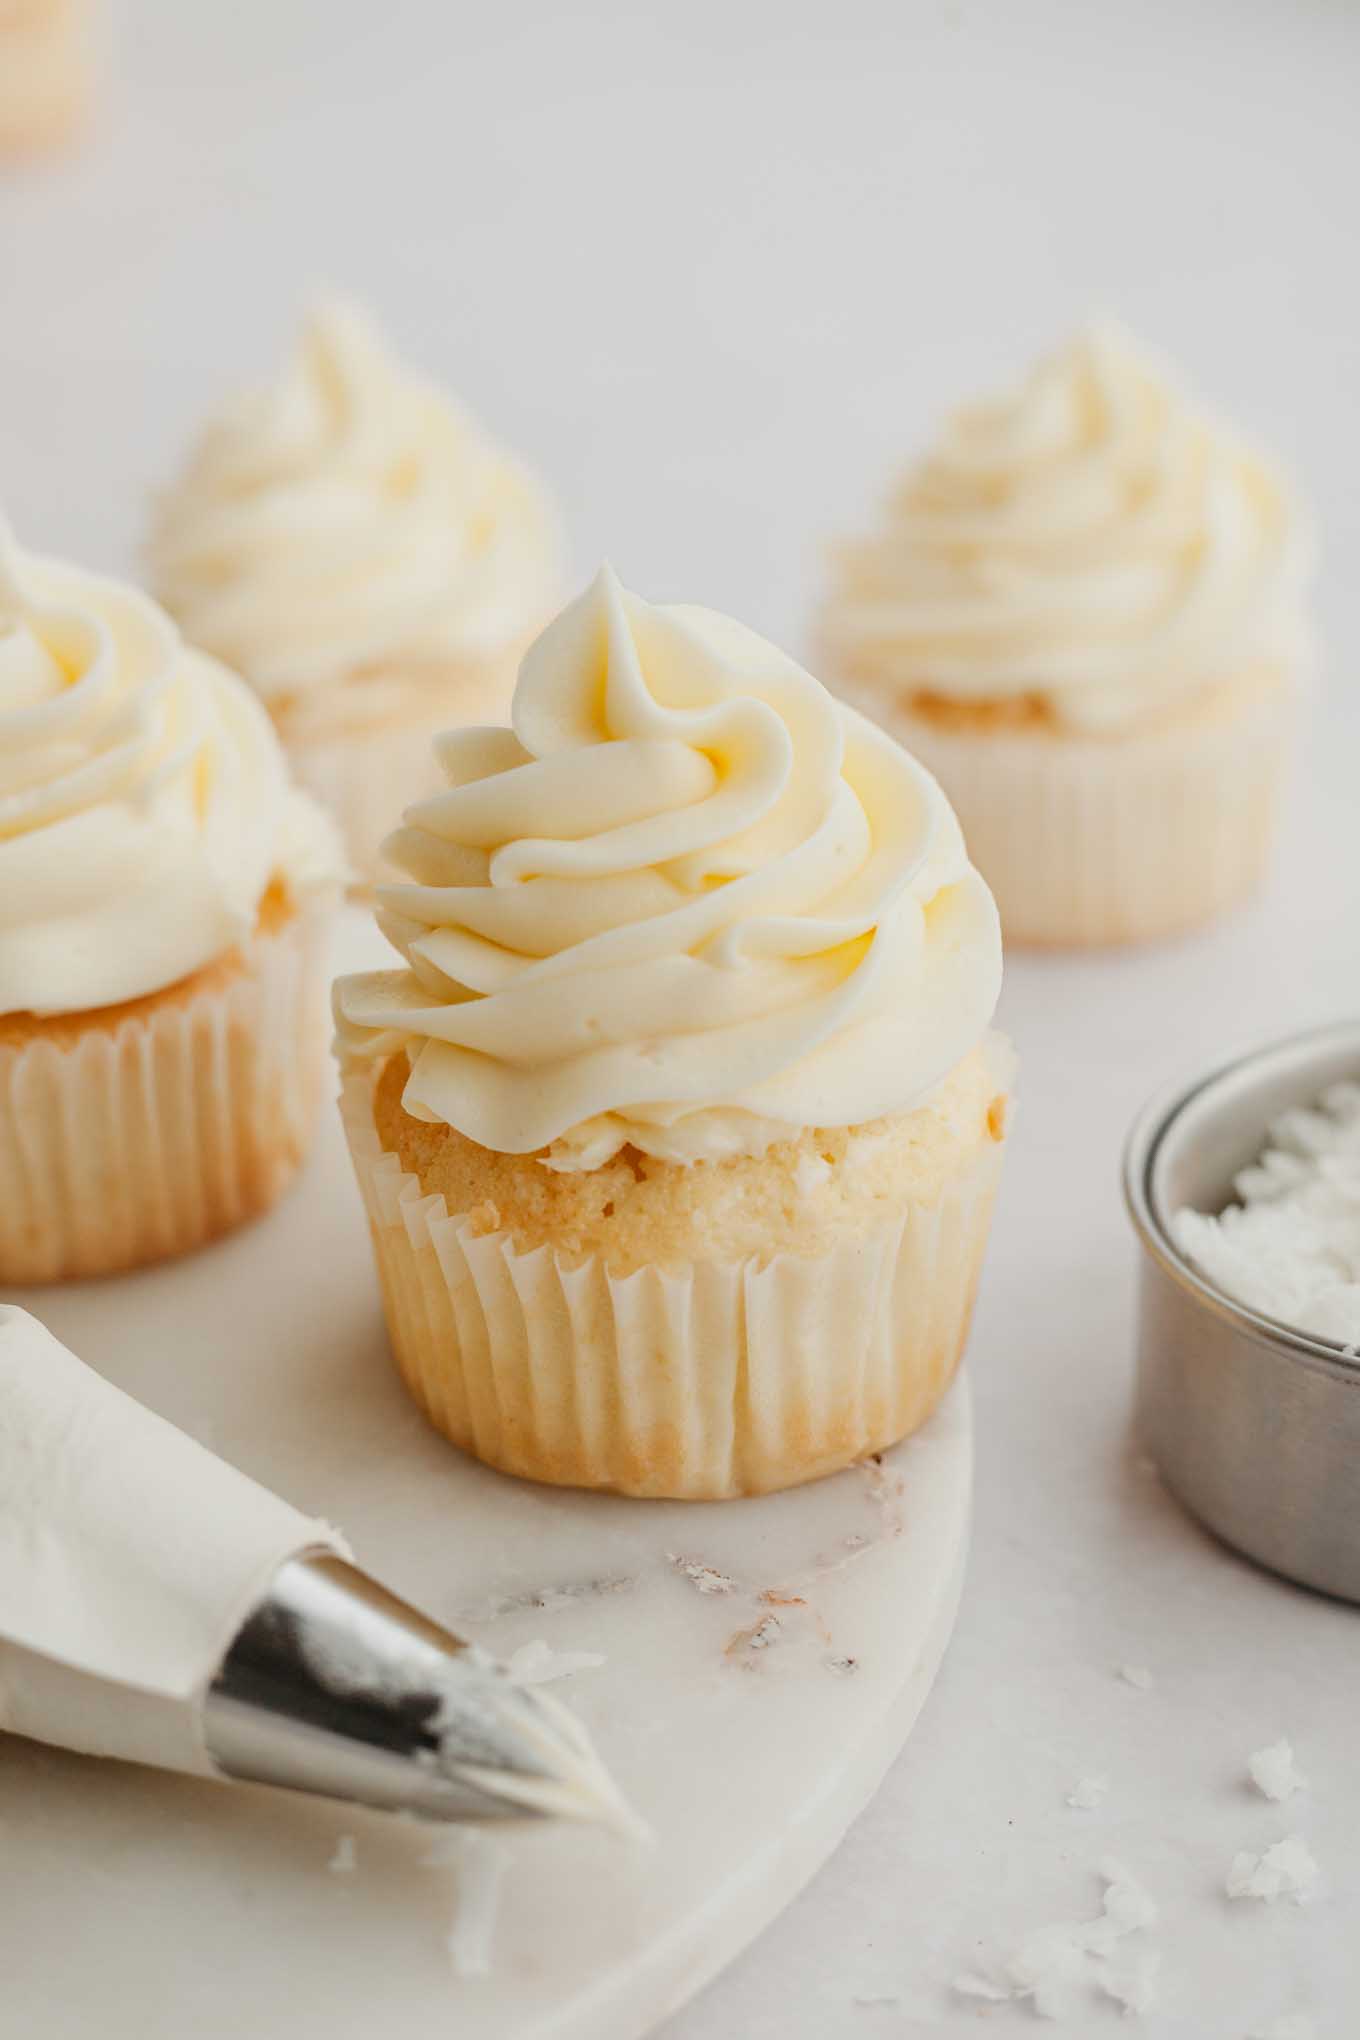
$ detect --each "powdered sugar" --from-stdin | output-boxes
[1174,1081,1360,1348]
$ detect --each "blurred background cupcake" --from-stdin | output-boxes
[0,522,342,1283]
[148,296,563,888]
[817,324,1313,947]
[0,0,94,155]
[334,566,1011,1499]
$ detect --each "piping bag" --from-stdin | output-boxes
[0,1307,635,1832]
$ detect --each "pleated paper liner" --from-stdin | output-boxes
[0,905,332,1284]
[834,672,1295,948]
[340,1068,1008,1500]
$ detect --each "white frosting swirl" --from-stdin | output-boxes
[148,298,562,736]
[0,536,339,1018]
[336,568,1001,1169]
[821,325,1310,732]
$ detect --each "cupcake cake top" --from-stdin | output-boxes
[147,297,561,732]
[0,530,339,1017]
[336,567,1001,1169]
[821,324,1310,732]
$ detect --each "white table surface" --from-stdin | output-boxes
[2,3,1358,2034]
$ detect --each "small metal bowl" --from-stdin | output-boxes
[1124,1020,1360,1604]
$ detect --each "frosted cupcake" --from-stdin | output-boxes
[335,567,1011,1499]
[148,299,563,886]
[0,528,342,1284]
[817,326,1312,947]
[0,0,94,154]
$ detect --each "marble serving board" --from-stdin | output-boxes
[0,911,972,2040]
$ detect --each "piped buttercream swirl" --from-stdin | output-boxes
[148,298,561,736]
[0,534,339,1017]
[821,325,1310,732]
[335,568,1001,1169]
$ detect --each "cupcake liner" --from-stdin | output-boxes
[839,677,1295,948]
[339,1070,1007,1499]
[0,907,331,1284]
[281,651,528,892]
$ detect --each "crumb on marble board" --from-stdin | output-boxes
[667,1554,738,1595]
[725,1613,782,1660]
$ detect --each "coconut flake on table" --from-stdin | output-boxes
[1066,1775,1109,1809]
[1173,1081,1360,1349]
[440,1830,511,1978]
[327,1835,357,1874]
[954,1858,1159,2019]
[1118,1662,1154,1690]
[1226,1835,1321,1905]
[1247,1738,1308,1802]
[506,1638,606,1685]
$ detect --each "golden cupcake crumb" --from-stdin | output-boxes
[372,1038,1010,1277]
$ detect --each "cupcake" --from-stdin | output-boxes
[334,567,1011,1499]
[0,0,94,155]
[148,298,563,887]
[0,526,343,1284]
[817,325,1312,948]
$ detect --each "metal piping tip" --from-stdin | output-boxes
[203,1552,639,1834]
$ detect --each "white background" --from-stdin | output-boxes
[3,2,1359,2034]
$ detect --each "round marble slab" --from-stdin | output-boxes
[0,912,973,2040]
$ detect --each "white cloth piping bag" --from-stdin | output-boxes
[0,1307,636,1832]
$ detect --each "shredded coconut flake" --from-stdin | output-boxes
[1226,1835,1321,1905]
[1174,1082,1360,1348]
[1247,1739,1308,1802]
[1066,1774,1109,1810]
[1098,1945,1162,2015]
[443,1830,511,1978]
[507,1638,606,1685]
[1118,1662,1154,1690]
[959,1859,1159,2020]
[327,1835,356,1874]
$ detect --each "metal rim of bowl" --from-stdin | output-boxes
[1122,1018,1360,1382]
